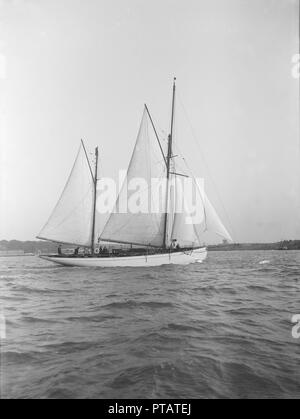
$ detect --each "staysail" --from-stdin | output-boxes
[170,176,203,247]
[37,143,95,247]
[100,107,168,247]
[171,170,232,245]
[200,190,233,242]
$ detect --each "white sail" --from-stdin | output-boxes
[101,107,168,247]
[170,173,232,245]
[170,176,203,247]
[202,192,233,242]
[190,180,232,243]
[38,143,94,247]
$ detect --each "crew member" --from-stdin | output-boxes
[171,239,178,251]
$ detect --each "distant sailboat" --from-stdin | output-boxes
[38,79,232,267]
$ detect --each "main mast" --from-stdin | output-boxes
[91,146,99,254]
[163,77,176,249]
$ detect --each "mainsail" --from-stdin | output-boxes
[100,107,168,247]
[38,143,95,247]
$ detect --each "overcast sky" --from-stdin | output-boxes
[0,0,299,243]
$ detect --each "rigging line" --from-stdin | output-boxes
[81,139,95,182]
[176,90,236,241]
[144,105,168,142]
[145,104,167,168]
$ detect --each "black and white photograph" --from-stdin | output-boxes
[0,0,299,402]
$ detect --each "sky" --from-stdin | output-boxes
[0,0,299,243]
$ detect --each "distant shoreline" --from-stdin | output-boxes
[0,254,35,258]
[208,241,300,251]
[1,239,300,254]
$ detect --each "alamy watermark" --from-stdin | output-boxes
[291,315,300,339]
[96,173,206,225]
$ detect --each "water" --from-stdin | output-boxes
[0,250,299,399]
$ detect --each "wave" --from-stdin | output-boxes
[163,323,203,333]
[11,285,60,295]
[22,316,60,325]
[102,300,174,310]
[247,285,272,292]
[65,314,122,323]
[41,341,97,354]
[2,350,42,364]
[0,295,29,302]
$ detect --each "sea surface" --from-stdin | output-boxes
[0,250,299,399]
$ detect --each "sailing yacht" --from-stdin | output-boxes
[38,79,231,267]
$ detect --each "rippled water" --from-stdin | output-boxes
[0,251,300,399]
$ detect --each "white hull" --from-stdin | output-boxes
[40,248,207,268]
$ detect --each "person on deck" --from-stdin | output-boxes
[171,239,178,251]
[74,247,79,256]
[58,245,62,256]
